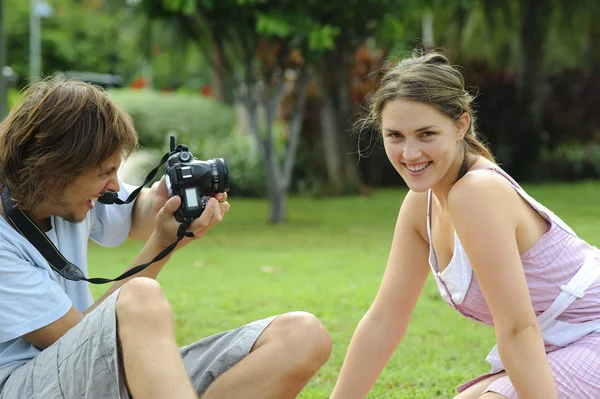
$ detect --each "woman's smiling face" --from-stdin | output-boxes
[381,99,469,192]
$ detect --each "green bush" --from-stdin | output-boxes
[538,143,600,180]
[107,89,235,149]
[197,133,267,197]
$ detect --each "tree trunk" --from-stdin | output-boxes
[320,92,344,193]
[210,25,233,105]
[336,62,361,194]
[590,8,600,72]
[238,71,308,224]
[317,41,361,195]
[512,0,550,179]
[267,182,287,224]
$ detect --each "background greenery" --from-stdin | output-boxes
[4,0,600,198]
[89,182,600,398]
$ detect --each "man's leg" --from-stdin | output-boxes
[201,311,332,399]
[116,277,197,399]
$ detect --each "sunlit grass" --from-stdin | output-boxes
[89,181,600,398]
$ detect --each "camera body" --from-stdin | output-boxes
[164,141,229,222]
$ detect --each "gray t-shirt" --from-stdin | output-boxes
[0,181,136,387]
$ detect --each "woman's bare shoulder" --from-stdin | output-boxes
[400,190,430,244]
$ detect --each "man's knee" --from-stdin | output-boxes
[268,311,332,371]
[115,277,173,326]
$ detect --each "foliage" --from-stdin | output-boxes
[538,143,600,181]
[108,89,235,149]
[197,132,269,197]
[5,0,141,86]
[463,61,600,180]
[89,183,600,398]
[542,68,600,147]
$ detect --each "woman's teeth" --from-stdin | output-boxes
[406,162,430,172]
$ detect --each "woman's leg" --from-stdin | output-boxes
[453,372,507,399]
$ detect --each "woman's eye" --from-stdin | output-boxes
[422,131,435,138]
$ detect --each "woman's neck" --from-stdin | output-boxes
[431,153,482,208]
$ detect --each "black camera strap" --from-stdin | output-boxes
[0,148,195,284]
[97,150,171,206]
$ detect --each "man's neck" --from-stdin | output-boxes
[0,200,52,232]
[27,207,53,232]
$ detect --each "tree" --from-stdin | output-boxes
[4,0,145,87]
[140,0,321,223]
[426,0,600,178]
[0,0,7,119]
[304,1,413,195]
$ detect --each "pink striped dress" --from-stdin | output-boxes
[426,167,600,398]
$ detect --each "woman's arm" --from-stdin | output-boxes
[449,173,558,399]
[330,190,431,399]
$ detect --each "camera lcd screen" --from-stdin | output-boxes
[184,188,199,208]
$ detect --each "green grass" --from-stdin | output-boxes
[88,181,600,398]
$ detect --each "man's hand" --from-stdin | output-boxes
[129,176,172,240]
[150,176,170,215]
[153,191,230,249]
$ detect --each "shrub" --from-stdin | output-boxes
[107,89,235,149]
[538,143,600,181]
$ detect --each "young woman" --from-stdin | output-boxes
[330,51,600,399]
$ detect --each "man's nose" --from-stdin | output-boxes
[106,173,120,194]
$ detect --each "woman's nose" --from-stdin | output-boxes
[402,145,422,161]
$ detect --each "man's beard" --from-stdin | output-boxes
[52,196,86,223]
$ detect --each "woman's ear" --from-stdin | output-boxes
[455,112,471,141]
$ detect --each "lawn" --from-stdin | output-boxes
[88,181,600,398]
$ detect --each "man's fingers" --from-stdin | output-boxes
[219,201,230,215]
[215,192,228,202]
[157,195,180,219]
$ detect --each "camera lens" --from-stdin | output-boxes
[213,158,229,193]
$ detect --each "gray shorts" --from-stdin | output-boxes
[1,290,276,399]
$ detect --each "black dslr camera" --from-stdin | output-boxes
[165,137,230,222]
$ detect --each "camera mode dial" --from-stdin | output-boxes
[179,152,192,162]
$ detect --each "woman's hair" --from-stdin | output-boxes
[358,49,494,172]
[0,76,138,209]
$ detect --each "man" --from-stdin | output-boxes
[0,77,331,398]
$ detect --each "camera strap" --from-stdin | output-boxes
[97,150,172,206]
[0,148,195,284]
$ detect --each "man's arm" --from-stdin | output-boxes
[128,177,170,240]
[128,187,157,240]
[24,194,228,350]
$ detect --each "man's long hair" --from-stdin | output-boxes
[0,76,138,210]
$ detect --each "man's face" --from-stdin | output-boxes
[50,150,122,223]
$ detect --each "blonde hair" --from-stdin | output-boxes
[0,76,138,210]
[358,50,494,165]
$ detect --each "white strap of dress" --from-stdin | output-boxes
[538,247,600,329]
[486,247,600,372]
[426,189,432,240]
